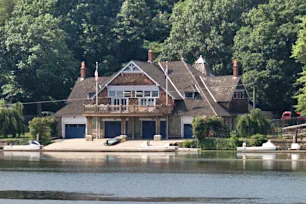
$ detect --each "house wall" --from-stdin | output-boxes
[109,73,155,85]
[96,73,174,106]
[61,116,87,138]
[229,99,248,113]
[168,115,182,138]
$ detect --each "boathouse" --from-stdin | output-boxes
[56,51,250,139]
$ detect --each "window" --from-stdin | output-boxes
[184,92,194,99]
[233,90,246,99]
[136,91,143,97]
[152,91,159,97]
[117,91,123,97]
[124,91,131,97]
[108,91,116,97]
[139,98,155,106]
[144,91,151,97]
[88,92,95,99]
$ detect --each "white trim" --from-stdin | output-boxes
[158,62,184,99]
[101,118,128,121]
[139,118,166,121]
[181,60,218,116]
[62,116,86,139]
[200,76,217,102]
[95,61,176,100]
[180,116,194,138]
[231,80,251,101]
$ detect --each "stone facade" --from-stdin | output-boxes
[168,115,181,138]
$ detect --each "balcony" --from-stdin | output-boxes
[83,104,173,117]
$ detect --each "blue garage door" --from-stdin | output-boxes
[160,121,166,139]
[143,121,156,139]
[105,121,121,138]
[184,124,193,139]
[65,124,86,139]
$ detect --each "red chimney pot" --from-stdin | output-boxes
[148,50,154,63]
[233,59,238,77]
[80,61,86,80]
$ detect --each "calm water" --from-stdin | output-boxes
[0,151,305,204]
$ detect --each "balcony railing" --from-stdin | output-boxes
[83,104,173,116]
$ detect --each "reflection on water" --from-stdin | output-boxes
[0,190,259,203]
[0,151,306,204]
[236,152,306,171]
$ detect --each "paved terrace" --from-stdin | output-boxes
[43,139,186,152]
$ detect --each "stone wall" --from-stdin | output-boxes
[168,115,181,138]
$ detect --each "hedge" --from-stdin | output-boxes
[200,138,237,150]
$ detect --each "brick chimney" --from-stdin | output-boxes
[233,59,238,77]
[80,61,86,81]
[148,50,154,63]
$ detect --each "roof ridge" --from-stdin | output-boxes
[157,62,184,99]
[181,59,218,116]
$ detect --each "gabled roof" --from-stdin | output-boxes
[56,76,111,117]
[133,61,182,99]
[68,77,111,101]
[200,76,241,102]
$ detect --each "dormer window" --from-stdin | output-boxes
[233,89,246,99]
[88,92,95,99]
[185,92,199,99]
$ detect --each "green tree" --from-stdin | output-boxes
[0,0,17,26]
[114,0,150,62]
[4,0,78,104]
[163,0,266,74]
[293,17,306,114]
[28,117,57,145]
[53,0,124,75]
[233,0,306,113]
[236,109,270,137]
[192,116,223,140]
[0,99,24,137]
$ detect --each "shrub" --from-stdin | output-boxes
[200,139,216,150]
[248,134,267,146]
[200,137,238,150]
[182,140,197,148]
[216,138,237,150]
[192,116,223,140]
[236,108,270,137]
[28,117,57,145]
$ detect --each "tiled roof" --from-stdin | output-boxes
[56,76,110,117]
[173,99,216,117]
[68,77,111,101]
[56,59,244,118]
[133,61,182,99]
[201,76,240,102]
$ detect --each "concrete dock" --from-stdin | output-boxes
[42,139,185,152]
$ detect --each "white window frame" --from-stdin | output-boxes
[139,98,156,106]
[184,92,195,99]
[233,89,246,99]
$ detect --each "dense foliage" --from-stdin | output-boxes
[199,138,237,150]
[0,99,24,137]
[293,17,306,114]
[28,117,57,145]
[236,109,270,137]
[1,0,306,115]
[192,116,223,140]
[233,0,306,113]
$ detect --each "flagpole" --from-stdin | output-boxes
[95,62,98,105]
[166,61,168,105]
[95,62,99,139]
